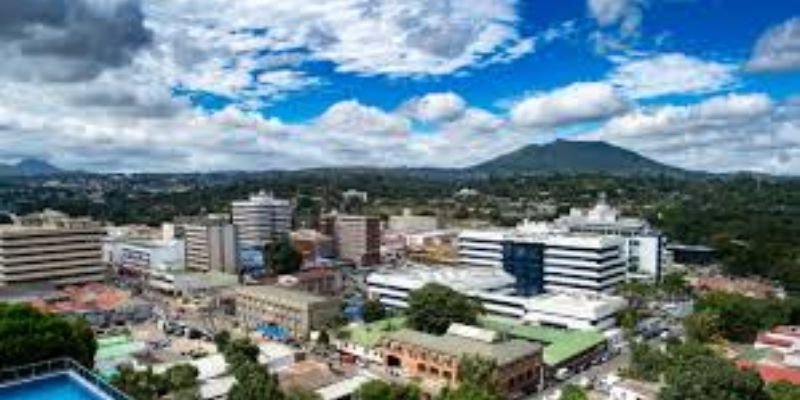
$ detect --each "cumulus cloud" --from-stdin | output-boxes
[0,0,152,82]
[587,0,644,35]
[583,93,799,173]
[746,17,800,73]
[510,82,629,128]
[608,53,737,99]
[404,92,467,123]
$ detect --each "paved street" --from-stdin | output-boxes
[526,349,630,400]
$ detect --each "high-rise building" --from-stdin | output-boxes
[0,210,105,287]
[183,216,240,274]
[320,214,380,266]
[232,192,292,246]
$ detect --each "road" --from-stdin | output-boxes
[525,349,630,400]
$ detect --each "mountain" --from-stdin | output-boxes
[0,159,64,176]
[470,140,689,176]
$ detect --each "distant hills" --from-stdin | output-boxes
[0,159,64,176]
[469,140,689,176]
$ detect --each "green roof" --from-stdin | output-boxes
[95,335,146,360]
[737,347,771,362]
[384,328,541,365]
[479,316,606,366]
[342,317,406,348]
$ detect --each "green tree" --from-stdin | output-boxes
[362,299,386,323]
[437,383,497,400]
[660,271,690,300]
[695,291,791,342]
[560,384,588,400]
[406,283,483,334]
[222,337,261,375]
[164,364,200,393]
[285,387,322,400]
[213,330,231,351]
[354,380,421,400]
[766,381,800,400]
[659,352,768,400]
[683,310,721,343]
[266,237,303,275]
[0,303,97,369]
[458,355,498,392]
[625,342,667,382]
[111,366,168,400]
[229,362,284,400]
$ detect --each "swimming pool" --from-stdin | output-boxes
[0,372,112,400]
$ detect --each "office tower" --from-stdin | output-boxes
[232,191,292,246]
[183,216,240,274]
[0,210,105,287]
[321,214,381,266]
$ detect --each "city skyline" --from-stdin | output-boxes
[0,0,798,174]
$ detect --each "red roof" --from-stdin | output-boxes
[737,360,800,385]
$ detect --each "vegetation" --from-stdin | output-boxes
[362,299,387,323]
[406,283,483,335]
[457,355,498,393]
[767,381,800,400]
[0,303,96,369]
[694,291,796,342]
[354,380,421,400]
[266,237,303,275]
[437,383,497,400]
[112,364,200,400]
[559,384,588,400]
[228,362,284,400]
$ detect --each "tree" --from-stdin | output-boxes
[229,362,284,400]
[354,380,421,400]
[112,364,200,400]
[767,381,800,400]
[660,271,690,300]
[437,383,497,400]
[266,238,303,275]
[625,342,667,382]
[164,364,200,393]
[285,387,322,400]
[659,352,768,400]
[362,299,386,323]
[458,355,498,392]
[213,330,231,351]
[0,303,97,369]
[559,384,588,400]
[406,283,483,335]
[683,310,721,343]
[695,291,791,342]
[222,337,261,375]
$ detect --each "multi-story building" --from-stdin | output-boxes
[320,214,380,266]
[387,209,440,234]
[459,228,626,295]
[232,192,292,246]
[553,196,664,281]
[366,265,626,330]
[290,229,335,267]
[183,216,240,274]
[0,210,105,287]
[380,324,542,396]
[234,285,341,340]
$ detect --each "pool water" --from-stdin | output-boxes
[0,372,109,400]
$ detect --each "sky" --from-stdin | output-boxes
[0,0,798,174]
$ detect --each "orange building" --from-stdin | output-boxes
[380,324,543,397]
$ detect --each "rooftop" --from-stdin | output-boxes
[340,317,406,348]
[235,284,335,307]
[479,316,606,366]
[383,328,542,365]
[367,265,515,293]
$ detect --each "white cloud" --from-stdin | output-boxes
[608,53,737,99]
[510,82,628,128]
[583,93,800,174]
[587,0,644,35]
[746,17,800,73]
[404,92,467,123]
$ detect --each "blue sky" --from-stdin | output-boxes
[0,0,798,173]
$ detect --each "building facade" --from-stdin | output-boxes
[321,214,380,266]
[459,230,626,295]
[232,192,292,246]
[183,217,240,274]
[0,210,105,287]
[380,325,542,396]
[387,209,440,234]
[235,285,341,339]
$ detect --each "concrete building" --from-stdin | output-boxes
[553,196,664,281]
[387,209,440,234]
[0,210,105,287]
[183,216,240,274]
[235,285,341,339]
[380,324,542,396]
[268,268,343,296]
[232,191,293,246]
[320,214,380,266]
[290,229,335,267]
[366,265,626,330]
[459,228,627,295]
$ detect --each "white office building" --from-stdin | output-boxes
[458,228,627,295]
[232,192,292,246]
[552,196,664,281]
[366,265,626,330]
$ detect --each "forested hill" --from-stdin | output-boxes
[470,140,690,176]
